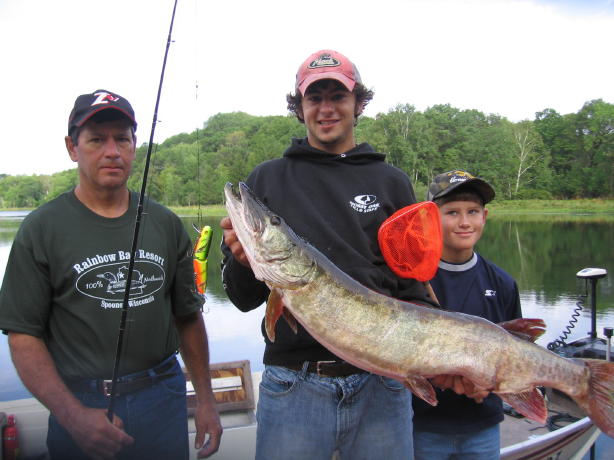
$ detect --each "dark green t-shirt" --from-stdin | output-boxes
[0,191,202,379]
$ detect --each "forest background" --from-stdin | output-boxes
[1,98,613,209]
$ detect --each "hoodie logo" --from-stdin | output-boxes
[350,195,380,213]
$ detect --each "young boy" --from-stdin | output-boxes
[412,170,522,460]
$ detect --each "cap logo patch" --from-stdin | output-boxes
[448,170,475,184]
[308,53,341,69]
[91,91,120,106]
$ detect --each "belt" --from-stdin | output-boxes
[64,356,177,397]
[283,361,367,377]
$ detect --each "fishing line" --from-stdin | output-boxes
[194,0,203,229]
[107,0,179,422]
[188,0,213,309]
[195,87,203,229]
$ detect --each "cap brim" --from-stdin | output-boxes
[75,106,136,128]
[298,72,356,96]
[449,179,496,204]
[429,178,495,204]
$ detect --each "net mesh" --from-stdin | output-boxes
[378,201,442,281]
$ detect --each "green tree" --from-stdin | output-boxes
[574,99,614,197]
[509,120,551,198]
[47,169,78,200]
[535,109,581,197]
[0,175,45,207]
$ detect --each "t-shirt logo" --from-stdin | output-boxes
[73,250,166,309]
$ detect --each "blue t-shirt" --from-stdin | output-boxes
[413,252,522,434]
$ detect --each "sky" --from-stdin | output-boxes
[1,0,613,176]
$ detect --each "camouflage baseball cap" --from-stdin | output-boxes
[426,170,495,204]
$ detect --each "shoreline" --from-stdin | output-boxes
[1,198,613,218]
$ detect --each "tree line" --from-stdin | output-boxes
[1,99,612,208]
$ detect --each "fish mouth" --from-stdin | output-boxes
[224,182,269,236]
[224,182,242,205]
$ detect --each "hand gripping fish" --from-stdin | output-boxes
[224,182,614,438]
[193,225,213,297]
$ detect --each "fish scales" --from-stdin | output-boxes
[224,182,614,438]
[284,267,572,390]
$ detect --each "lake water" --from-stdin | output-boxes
[1,210,613,458]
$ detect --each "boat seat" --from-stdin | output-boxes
[185,360,255,415]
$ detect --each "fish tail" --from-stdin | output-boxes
[577,359,614,438]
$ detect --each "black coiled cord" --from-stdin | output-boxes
[547,281,588,351]
[547,411,580,431]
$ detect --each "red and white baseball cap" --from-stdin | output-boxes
[295,50,362,96]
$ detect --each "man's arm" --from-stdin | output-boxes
[175,312,222,458]
[8,332,133,459]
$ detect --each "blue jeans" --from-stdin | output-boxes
[47,356,189,460]
[256,364,414,460]
[413,424,500,460]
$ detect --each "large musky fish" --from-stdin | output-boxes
[224,182,614,438]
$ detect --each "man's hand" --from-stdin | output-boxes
[63,406,134,460]
[175,313,223,458]
[220,217,250,267]
[431,375,490,403]
[193,398,223,458]
[8,333,133,459]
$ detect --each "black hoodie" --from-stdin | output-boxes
[221,138,431,366]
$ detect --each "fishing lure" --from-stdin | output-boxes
[193,225,213,298]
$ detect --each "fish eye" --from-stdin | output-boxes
[270,216,281,226]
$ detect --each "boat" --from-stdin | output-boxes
[1,267,611,459]
[0,365,605,460]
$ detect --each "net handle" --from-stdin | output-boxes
[423,281,440,305]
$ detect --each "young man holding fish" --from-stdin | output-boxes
[220,50,433,459]
[0,90,222,459]
[412,170,521,460]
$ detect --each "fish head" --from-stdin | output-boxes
[224,182,316,289]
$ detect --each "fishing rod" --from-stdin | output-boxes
[107,0,179,421]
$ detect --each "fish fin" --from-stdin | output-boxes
[575,359,614,438]
[265,288,285,342]
[282,309,298,335]
[499,388,547,423]
[498,318,546,342]
[403,376,438,406]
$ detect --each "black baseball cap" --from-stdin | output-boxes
[427,170,495,204]
[68,89,136,135]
